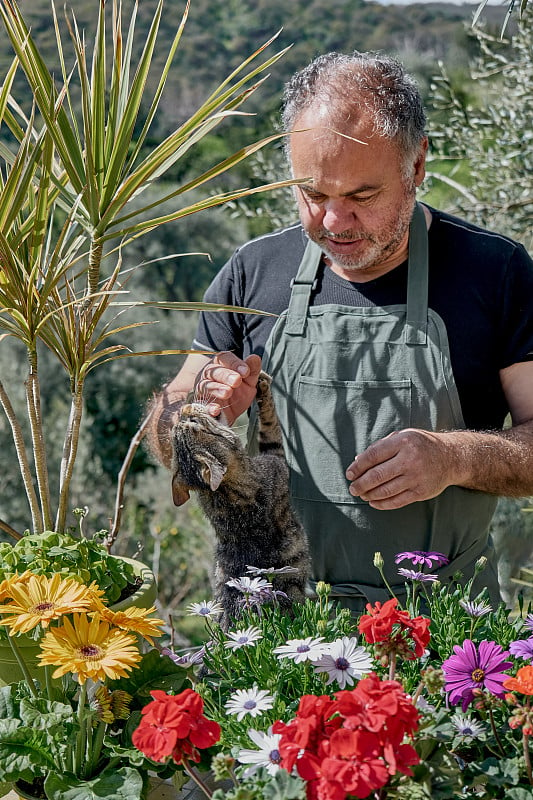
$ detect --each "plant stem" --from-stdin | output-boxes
[75,682,88,778]
[56,380,84,532]
[86,720,107,778]
[488,707,506,757]
[182,758,213,799]
[5,634,38,697]
[0,378,42,534]
[524,732,533,785]
[388,650,397,681]
[107,410,153,549]
[25,349,53,531]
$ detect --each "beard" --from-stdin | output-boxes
[306,186,416,275]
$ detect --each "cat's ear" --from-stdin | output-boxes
[172,473,190,507]
[198,453,227,491]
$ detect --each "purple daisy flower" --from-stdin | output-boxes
[398,568,438,582]
[395,550,449,569]
[442,639,513,711]
[523,614,533,632]
[509,636,533,661]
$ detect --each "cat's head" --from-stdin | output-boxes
[171,402,244,506]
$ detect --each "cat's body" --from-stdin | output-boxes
[171,372,310,626]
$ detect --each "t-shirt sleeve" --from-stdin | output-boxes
[192,252,245,357]
[500,243,533,367]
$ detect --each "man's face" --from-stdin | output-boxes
[289,108,427,281]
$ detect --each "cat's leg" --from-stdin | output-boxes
[255,372,285,458]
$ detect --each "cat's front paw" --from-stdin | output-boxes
[255,371,272,404]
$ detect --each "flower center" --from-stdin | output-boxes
[471,668,485,683]
[238,636,249,644]
[334,657,350,671]
[79,645,103,659]
[297,645,310,653]
[243,700,257,710]
[33,602,55,613]
[269,749,281,763]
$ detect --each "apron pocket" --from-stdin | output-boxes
[289,377,412,503]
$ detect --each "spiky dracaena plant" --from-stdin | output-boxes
[0,0,291,539]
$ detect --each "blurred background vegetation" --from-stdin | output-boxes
[0,0,531,645]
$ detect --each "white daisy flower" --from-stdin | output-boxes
[311,636,374,689]
[225,685,275,722]
[237,727,282,776]
[273,636,327,663]
[186,599,224,618]
[226,576,273,594]
[450,712,486,739]
[224,625,263,650]
[459,599,492,618]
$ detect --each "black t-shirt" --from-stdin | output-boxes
[194,207,533,431]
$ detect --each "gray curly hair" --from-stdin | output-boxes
[282,51,426,166]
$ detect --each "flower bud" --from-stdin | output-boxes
[474,556,487,574]
[315,581,330,597]
[373,552,384,570]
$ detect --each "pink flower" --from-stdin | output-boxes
[442,639,513,711]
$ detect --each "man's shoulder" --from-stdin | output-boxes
[234,222,307,264]
[429,207,526,256]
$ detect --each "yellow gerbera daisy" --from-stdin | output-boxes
[0,570,32,602]
[38,613,140,683]
[0,573,98,634]
[95,605,165,645]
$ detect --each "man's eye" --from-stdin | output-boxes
[302,189,324,201]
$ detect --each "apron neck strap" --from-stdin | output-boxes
[284,201,429,342]
[404,201,429,345]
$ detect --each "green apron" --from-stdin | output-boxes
[249,203,500,613]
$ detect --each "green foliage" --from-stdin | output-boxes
[212,767,306,800]
[426,9,533,245]
[0,531,137,605]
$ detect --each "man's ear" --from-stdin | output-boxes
[198,453,227,491]
[171,474,190,507]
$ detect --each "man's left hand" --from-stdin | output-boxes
[345,429,456,509]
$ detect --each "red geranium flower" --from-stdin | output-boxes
[358,598,430,661]
[132,688,220,765]
[276,675,420,800]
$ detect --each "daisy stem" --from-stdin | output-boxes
[523,732,533,785]
[75,682,88,777]
[44,664,53,701]
[488,707,505,757]
[6,634,38,697]
[375,563,398,604]
[86,720,106,778]
[182,757,213,798]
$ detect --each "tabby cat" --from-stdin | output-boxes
[171,371,310,626]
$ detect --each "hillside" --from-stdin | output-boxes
[2,0,509,136]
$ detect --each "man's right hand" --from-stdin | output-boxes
[193,351,262,426]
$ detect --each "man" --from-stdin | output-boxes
[147,51,533,612]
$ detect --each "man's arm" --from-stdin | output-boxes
[345,361,533,509]
[145,351,262,469]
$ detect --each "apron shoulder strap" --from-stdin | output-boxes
[404,202,429,346]
[284,239,323,335]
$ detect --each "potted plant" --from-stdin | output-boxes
[0,0,290,638]
[0,569,197,800]
[141,557,533,800]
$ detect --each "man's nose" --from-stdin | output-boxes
[322,199,354,233]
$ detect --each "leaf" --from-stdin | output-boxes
[44,766,144,800]
[0,723,56,782]
[110,648,188,700]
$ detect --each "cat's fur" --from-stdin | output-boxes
[171,371,310,627]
